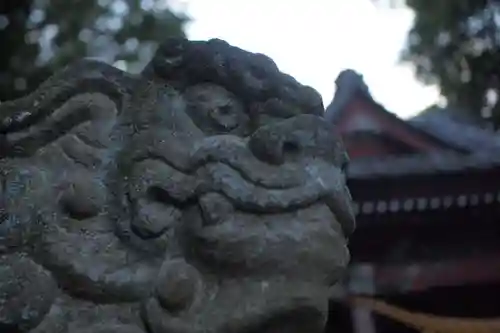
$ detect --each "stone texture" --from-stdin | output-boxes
[0,38,355,333]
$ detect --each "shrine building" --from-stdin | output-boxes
[324,70,500,333]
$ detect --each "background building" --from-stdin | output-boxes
[325,70,500,333]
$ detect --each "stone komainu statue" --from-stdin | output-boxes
[0,38,355,333]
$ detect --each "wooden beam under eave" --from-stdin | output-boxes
[348,253,500,294]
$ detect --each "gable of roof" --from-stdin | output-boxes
[326,69,500,154]
[326,69,500,178]
[326,70,465,153]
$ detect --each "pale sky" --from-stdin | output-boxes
[173,0,441,119]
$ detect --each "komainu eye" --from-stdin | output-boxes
[209,104,239,131]
[184,84,249,135]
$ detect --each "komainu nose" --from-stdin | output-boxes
[248,114,348,167]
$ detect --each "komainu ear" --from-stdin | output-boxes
[0,60,133,159]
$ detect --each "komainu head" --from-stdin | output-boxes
[0,38,355,333]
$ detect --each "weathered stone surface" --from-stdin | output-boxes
[0,38,355,333]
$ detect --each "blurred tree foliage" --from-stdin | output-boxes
[0,0,188,101]
[401,0,500,125]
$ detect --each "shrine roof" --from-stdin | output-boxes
[326,69,500,179]
[408,106,500,152]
